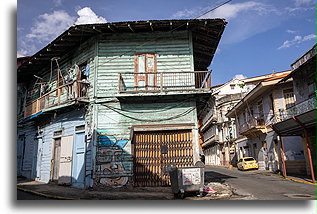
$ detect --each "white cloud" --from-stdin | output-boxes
[18,7,108,56]
[277,34,316,49]
[302,34,316,41]
[171,1,314,45]
[186,1,280,44]
[171,8,199,19]
[286,0,315,13]
[233,74,247,80]
[75,7,107,25]
[26,10,75,43]
[171,2,281,45]
[17,39,37,57]
[286,29,296,34]
[52,0,62,7]
[295,0,314,7]
[201,1,278,20]
[171,2,277,20]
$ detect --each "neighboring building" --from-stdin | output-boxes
[225,70,307,173]
[272,45,316,182]
[17,19,227,188]
[199,71,291,167]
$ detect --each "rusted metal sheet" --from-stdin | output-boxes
[133,130,193,187]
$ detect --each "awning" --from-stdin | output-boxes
[272,110,316,135]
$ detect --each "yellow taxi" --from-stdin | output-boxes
[237,157,258,170]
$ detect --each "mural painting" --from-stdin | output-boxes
[94,130,132,188]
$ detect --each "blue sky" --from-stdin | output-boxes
[17,0,316,85]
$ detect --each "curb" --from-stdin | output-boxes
[17,187,79,200]
[251,171,316,186]
[208,165,316,186]
[283,177,316,186]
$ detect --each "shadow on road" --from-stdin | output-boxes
[205,171,237,184]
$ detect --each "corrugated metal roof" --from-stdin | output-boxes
[17,19,227,81]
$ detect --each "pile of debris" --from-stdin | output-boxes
[185,182,233,200]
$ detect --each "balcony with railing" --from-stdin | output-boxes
[239,118,267,137]
[217,93,246,105]
[117,71,211,95]
[202,126,219,148]
[23,80,89,119]
[281,97,315,121]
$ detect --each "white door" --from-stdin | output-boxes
[58,135,74,185]
[35,137,43,180]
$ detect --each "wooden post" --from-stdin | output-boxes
[292,116,315,183]
[234,110,240,135]
[118,73,122,92]
[303,129,315,182]
[57,88,61,104]
[279,135,287,178]
[160,72,163,92]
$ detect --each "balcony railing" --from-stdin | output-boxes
[217,93,246,105]
[239,118,265,135]
[118,71,211,93]
[24,80,89,119]
[275,97,316,123]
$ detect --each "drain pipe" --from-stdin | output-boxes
[292,116,315,183]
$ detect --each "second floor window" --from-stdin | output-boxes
[283,88,296,109]
[257,100,264,119]
[134,53,157,91]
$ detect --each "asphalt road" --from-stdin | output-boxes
[17,190,55,200]
[205,166,316,200]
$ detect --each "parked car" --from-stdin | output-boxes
[237,157,258,170]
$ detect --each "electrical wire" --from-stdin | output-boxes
[102,104,196,122]
[101,97,194,113]
[97,0,232,67]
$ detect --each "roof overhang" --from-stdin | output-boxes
[226,78,283,117]
[278,45,316,84]
[272,110,316,135]
[17,19,227,82]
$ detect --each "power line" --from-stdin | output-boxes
[101,97,193,114]
[102,104,196,122]
[97,0,232,67]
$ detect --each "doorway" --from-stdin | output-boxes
[17,135,25,176]
[72,131,86,189]
[51,138,61,181]
[35,137,43,180]
[134,53,157,91]
[133,130,193,187]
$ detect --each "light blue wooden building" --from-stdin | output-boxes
[17,19,226,188]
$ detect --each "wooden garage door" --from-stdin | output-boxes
[133,130,193,187]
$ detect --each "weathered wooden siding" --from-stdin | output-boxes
[26,37,97,104]
[17,122,37,179]
[93,98,198,186]
[98,100,197,138]
[96,31,194,97]
[36,109,86,183]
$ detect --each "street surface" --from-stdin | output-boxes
[17,190,54,200]
[205,166,316,200]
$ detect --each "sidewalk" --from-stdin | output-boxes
[17,178,233,200]
[211,165,316,185]
[250,169,316,185]
[17,179,174,200]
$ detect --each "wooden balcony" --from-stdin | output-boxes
[239,118,267,138]
[118,71,211,94]
[24,80,89,119]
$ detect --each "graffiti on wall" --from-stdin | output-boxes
[94,131,132,188]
